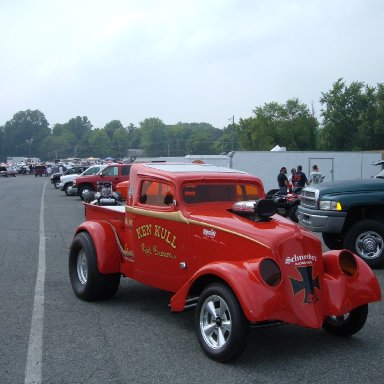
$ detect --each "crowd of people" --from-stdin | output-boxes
[277,164,323,194]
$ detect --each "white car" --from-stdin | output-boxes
[59,164,107,195]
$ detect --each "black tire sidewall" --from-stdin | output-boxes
[322,232,343,250]
[69,232,98,300]
[288,203,299,222]
[322,304,368,336]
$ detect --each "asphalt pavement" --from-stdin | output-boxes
[0,175,383,384]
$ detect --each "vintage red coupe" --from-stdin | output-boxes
[69,163,381,362]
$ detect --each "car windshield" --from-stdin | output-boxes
[182,182,261,204]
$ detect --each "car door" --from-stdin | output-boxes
[129,179,193,292]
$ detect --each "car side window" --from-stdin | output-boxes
[139,180,175,207]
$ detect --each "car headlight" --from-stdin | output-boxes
[319,200,342,211]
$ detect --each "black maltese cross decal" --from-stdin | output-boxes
[290,266,320,304]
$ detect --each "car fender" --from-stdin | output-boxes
[74,221,121,273]
[170,261,280,322]
[321,250,381,315]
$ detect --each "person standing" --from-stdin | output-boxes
[277,167,289,194]
[288,168,296,191]
[292,165,308,189]
[309,164,323,184]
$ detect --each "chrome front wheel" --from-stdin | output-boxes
[199,294,232,350]
[195,283,249,362]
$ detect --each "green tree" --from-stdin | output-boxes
[67,116,92,140]
[139,118,169,156]
[238,99,317,151]
[88,129,112,158]
[104,120,124,140]
[319,78,380,150]
[2,109,50,158]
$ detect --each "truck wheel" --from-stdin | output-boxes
[64,182,73,196]
[344,219,384,268]
[69,232,120,301]
[288,204,299,222]
[322,233,343,250]
[322,304,368,337]
[54,181,60,189]
[195,283,249,362]
[79,185,94,200]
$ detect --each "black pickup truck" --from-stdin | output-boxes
[298,179,384,268]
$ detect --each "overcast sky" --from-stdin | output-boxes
[1,0,383,129]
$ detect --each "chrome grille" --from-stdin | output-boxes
[300,188,319,208]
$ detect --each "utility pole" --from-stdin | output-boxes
[228,115,234,151]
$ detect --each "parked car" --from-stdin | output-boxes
[68,162,381,362]
[0,166,17,177]
[116,180,129,200]
[50,165,78,188]
[59,164,107,195]
[34,165,48,177]
[71,163,131,200]
[299,179,384,268]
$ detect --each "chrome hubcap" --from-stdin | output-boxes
[355,231,383,260]
[199,295,232,350]
[76,250,88,285]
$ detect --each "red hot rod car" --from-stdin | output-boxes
[69,163,381,362]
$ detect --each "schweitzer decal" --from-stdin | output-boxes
[290,266,320,304]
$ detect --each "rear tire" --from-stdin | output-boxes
[323,304,368,337]
[68,232,120,301]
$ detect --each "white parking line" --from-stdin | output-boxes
[24,182,47,384]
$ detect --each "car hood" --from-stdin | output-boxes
[185,204,318,250]
[311,179,384,194]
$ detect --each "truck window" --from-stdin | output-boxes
[139,180,175,207]
[103,166,118,176]
[182,183,261,204]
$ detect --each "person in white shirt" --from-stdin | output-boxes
[309,164,323,184]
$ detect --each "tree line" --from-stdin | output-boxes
[1,78,383,161]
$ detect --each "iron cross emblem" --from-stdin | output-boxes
[290,266,320,304]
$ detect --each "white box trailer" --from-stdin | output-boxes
[227,151,382,193]
[137,151,382,193]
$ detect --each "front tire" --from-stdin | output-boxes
[69,232,120,301]
[64,182,73,196]
[344,219,384,268]
[195,283,249,362]
[288,203,299,222]
[79,185,94,200]
[322,233,343,250]
[322,304,368,337]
